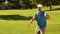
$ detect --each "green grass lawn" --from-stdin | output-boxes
[0,5,60,34]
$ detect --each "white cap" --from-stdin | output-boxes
[37,4,43,7]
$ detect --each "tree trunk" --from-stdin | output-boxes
[50,2,52,11]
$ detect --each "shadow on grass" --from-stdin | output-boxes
[45,8,60,11]
[54,8,60,10]
[0,15,32,20]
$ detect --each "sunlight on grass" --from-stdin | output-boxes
[0,5,60,34]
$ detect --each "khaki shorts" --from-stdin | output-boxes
[34,25,46,34]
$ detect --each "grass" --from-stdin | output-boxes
[43,5,60,10]
[0,5,60,34]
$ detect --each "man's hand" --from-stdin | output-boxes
[46,14,50,19]
[28,20,32,27]
[28,15,35,27]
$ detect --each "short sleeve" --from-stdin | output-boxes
[44,12,46,17]
[32,13,35,19]
[33,14,35,17]
[33,12,38,18]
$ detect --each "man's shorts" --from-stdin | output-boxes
[37,24,46,28]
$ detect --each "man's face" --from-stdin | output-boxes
[37,7,42,11]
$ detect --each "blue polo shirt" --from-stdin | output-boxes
[35,11,46,28]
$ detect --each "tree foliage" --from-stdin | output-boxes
[0,0,60,9]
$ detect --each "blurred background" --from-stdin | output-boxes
[0,0,60,10]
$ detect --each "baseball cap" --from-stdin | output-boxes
[37,4,43,7]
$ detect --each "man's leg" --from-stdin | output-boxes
[37,31,40,34]
[40,27,46,34]
[34,25,41,34]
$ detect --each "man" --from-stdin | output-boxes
[29,4,50,34]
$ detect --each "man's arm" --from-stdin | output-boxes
[44,12,50,19]
[28,15,35,26]
[46,14,50,19]
[30,15,35,23]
